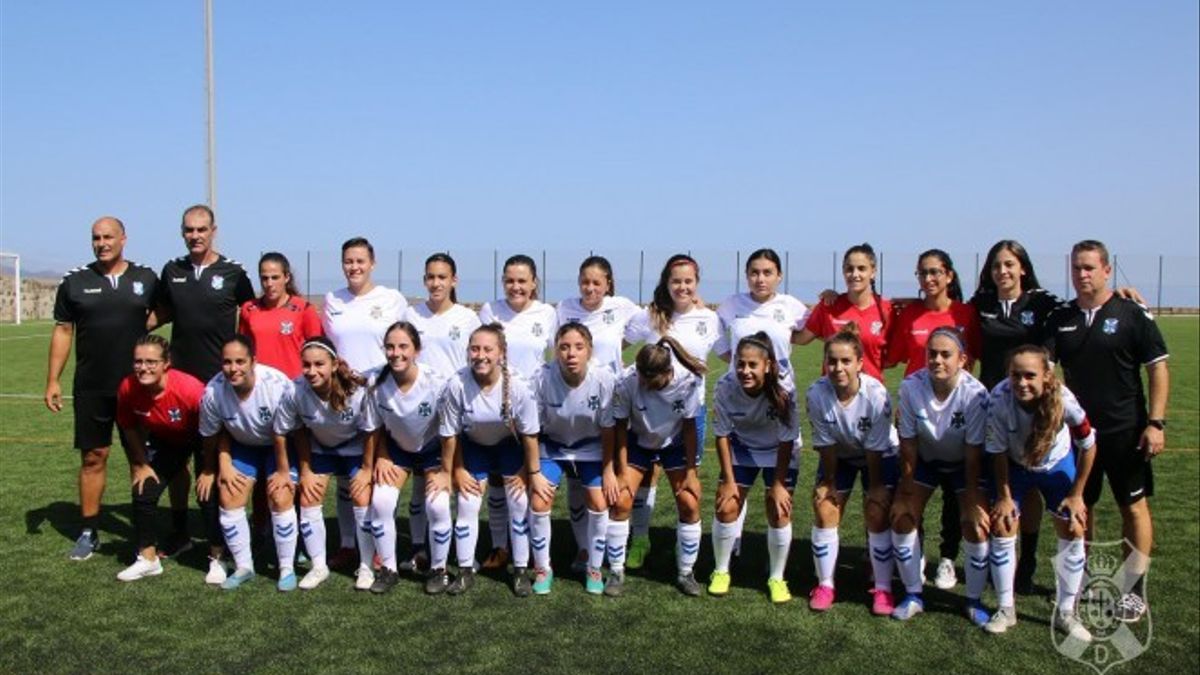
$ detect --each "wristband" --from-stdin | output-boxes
[1147,419,1166,430]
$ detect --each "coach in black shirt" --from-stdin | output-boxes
[1046,239,1169,623]
[45,217,158,560]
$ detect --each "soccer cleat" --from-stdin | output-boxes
[982,607,1017,634]
[1113,593,1148,623]
[221,567,256,590]
[625,535,651,570]
[676,572,702,597]
[570,549,588,576]
[205,557,228,586]
[1054,611,1094,643]
[116,555,163,582]
[965,599,990,627]
[277,570,298,592]
[512,567,532,597]
[299,565,330,590]
[480,547,510,571]
[328,546,358,571]
[603,570,625,597]
[871,589,896,616]
[933,557,957,590]
[68,529,99,561]
[399,550,430,574]
[425,568,451,595]
[808,584,836,612]
[447,569,476,595]
[354,564,375,591]
[890,594,924,621]
[707,571,732,596]
[370,568,400,595]
[158,532,194,559]
[532,567,554,595]
[767,578,793,604]
[585,567,604,595]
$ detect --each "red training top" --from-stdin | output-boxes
[804,294,893,380]
[884,300,982,376]
[116,369,206,449]
[238,296,324,379]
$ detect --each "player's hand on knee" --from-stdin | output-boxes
[131,464,158,496]
[768,482,792,521]
[455,468,482,496]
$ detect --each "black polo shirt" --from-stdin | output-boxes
[157,254,255,383]
[971,288,1064,390]
[53,261,158,395]
[1045,296,1169,433]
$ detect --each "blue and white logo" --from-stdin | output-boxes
[168,407,182,423]
[257,406,271,423]
[696,322,708,336]
[280,321,293,335]
[1103,318,1119,335]
[132,281,144,296]
[870,320,883,335]
[1053,539,1151,673]
[1020,310,1035,326]
[531,322,544,337]
[773,308,786,323]
[211,275,224,290]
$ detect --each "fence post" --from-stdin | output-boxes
[493,250,498,301]
[541,250,547,303]
[1156,255,1163,313]
[398,250,404,296]
[305,250,311,299]
[784,250,790,295]
[1112,254,1119,290]
[1065,254,1070,299]
[638,250,645,304]
[735,250,741,294]
[974,252,980,296]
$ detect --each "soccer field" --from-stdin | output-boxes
[0,317,1196,674]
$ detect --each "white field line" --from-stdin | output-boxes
[0,334,48,341]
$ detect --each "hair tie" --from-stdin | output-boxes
[302,340,339,359]
[929,326,965,352]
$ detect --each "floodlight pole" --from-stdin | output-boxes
[205,0,217,212]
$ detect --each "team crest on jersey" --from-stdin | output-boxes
[1020,310,1035,326]
[531,322,544,337]
[280,321,294,335]
[672,400,685,414]
[603,309,615,325]
[696,322,708,336]
[168,407,182,423]
[950,411,966,429]
[211,275,224,290]
[857,416,872,432]
[132,281,145,296]
[587,395,601,411]
[773,308,786,323]
[766,406,778,420]
[1103,318,1119,334]
[418,401,432,417]
[869,320,883,335]
[257,406,271,422]
[339,409,354,423]
[370,305,383,320]
[449,325,461,341]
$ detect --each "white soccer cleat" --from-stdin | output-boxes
[934,557,957,590]
[117,555,163,582]
[299,565,330,590]
[205,557,228,586]
[354,564,375,591]
[1054,612,1094,643]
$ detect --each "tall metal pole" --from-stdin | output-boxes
[205,0,217,211]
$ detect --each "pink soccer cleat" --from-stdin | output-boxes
[809,584,836,612]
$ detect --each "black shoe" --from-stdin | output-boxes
[1113,593,1148,623]
[447,569,475,595]
[370,568,401,594]
[512,567,532,597]
[425,568,451,595]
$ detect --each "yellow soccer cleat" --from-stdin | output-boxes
[768,578,793,604]
[708,571,732,596]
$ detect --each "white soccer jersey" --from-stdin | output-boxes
[805,373,898,461]
[322,285,408,373]
[365,366,449,454]
[556,295,639,375]
[612,362,703,450]
[624,306,720,385]
[714,292,808,383]
[712,372,801,468]
[403,302,481,376]
[439,368,540,446]
[533,363,616,462]
[274,377,371,456]
[477,299,557,380]
[985,380,1095,472]
[200,363,294,447]
[898,370,989,464]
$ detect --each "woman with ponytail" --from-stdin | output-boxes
[885,249,981,377]
[708,332,801,603]
[239,252,323,379]
[795,243,892,379]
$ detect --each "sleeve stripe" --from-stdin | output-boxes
[1143,354,1169,366]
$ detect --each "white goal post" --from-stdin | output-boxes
[0,252,21,325]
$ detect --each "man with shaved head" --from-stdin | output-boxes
[46,216,159,560]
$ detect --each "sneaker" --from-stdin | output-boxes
[767,578,793,604]
[933,557,957,590]
[1113,593,1148,623]
[1054,611,1094,643]
[277,569,298,592]
[890,594,924,621]
[480,547,510,571]
[982,606,1017,634]
[354,564,375,591]
[447,568,476,595]
[532,567,554,595]
[328,546,358,571]
[676,571,702,597]
[370,568,401,594]
[425,568,451,595]
[871,589,896,616]
[626,535,651,570]
[708,571,732,596]
[808,584,836,612]
[585,567,604,595]
[603,569,625,597]
[570,549,588,576]
[1014,561,1036,595]
[965,599,990,627]
[221,567,256,590]
[513,567,532,597]
[68,529,99,561]
[399,550,430,574]
[116,555,163,582]
[205,557,228,585]
[299,565,330,590]
[158,532,194,559]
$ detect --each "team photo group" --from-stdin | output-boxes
[48,204,1169,646]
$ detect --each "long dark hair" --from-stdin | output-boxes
[736,331,790,427]
[635,335,706,390]
[259,252,301,298]
[425,252,459,304]
[918,248,963,302]
[746,248,782,274]
[844,243,887,338]
[301,336,365,412]
[375,321,423,386]
[649,254,700,334]
[579,256,616,297]
[504,254,540,301]
[976,240,1042,297]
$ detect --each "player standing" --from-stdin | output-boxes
[238,252,323,379]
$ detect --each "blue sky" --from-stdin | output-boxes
[1,2,1197,301]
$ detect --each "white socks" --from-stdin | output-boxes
[732,500,748,555]
[220,507,253,571]
[890,530,921,594]
[271,509,298,573]
[712,519,738,574]
[1054,537,1086,614]
[300,505,326,568]
[607,519,630,572]
[426,490,452,571]
[990,535,1017,608]
[767,524,792,581]
[370,484,400,572]
[676,520,701,575]
[811,526,839,588]
[586,509,609,570]
[409,474,428,550]
[353,505,376,566]
[336,476,355,549]
[507,486,530,568]
[964,540,990,600]
[487,483,509,550]
[632,486,656,538]
[568,479,588,551]
[455,493,482,568]
[530,509,553,571]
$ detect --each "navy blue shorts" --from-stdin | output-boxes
[814,454,898,494]
[230,440,298,482]
[913,458,967,493]
[388,437,442,473]
[462,436,524,480]
[989,451,1077,519]
[541,456,604,488]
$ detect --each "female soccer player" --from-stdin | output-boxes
[795,243,892,379]
[364,322,455,595]
[322,238,407,570]
[440,324,545,596]
[708,332,800,603]
[529,323,618,595]
[805,324,899,614]
[200,335,297,590]
[885,249,981,377]
[238,252,323,379]
[888,327,990,622]
[611,337,706,596]
[982,345,1095,643]
[622,254,720,570]
[274,337,378,592]
[476,255,558,571]
[114,335,212,581]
